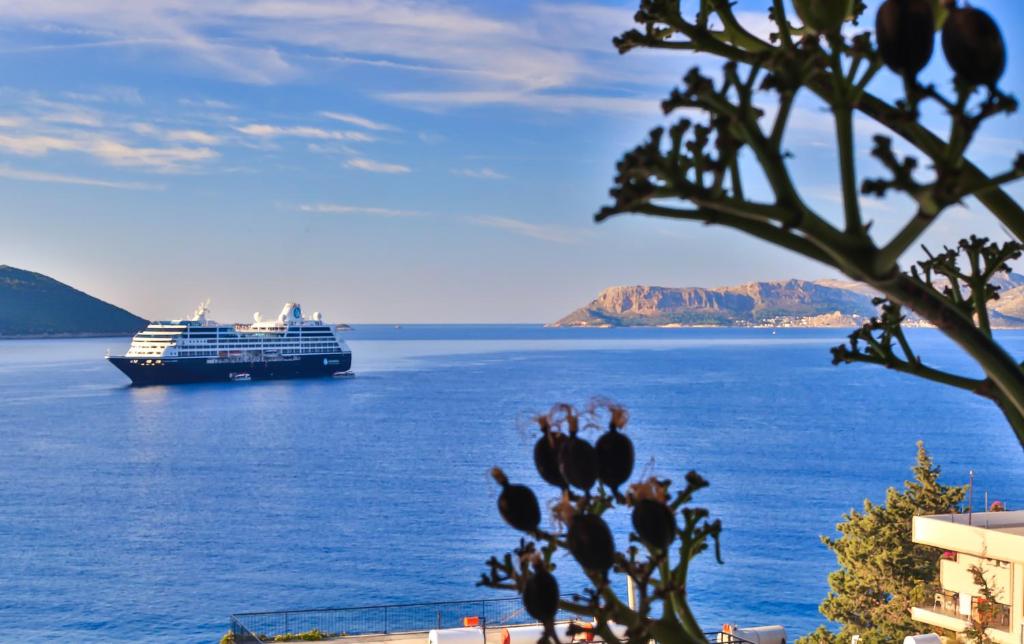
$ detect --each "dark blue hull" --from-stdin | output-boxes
[107,353,352,386]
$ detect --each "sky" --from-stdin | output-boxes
[0,0,1022,323]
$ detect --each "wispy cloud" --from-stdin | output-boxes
[466,215,577,243]
[178,97,233,109]
[83,139,218,170]
[0,1,605,103]
[236,124,373,142]
[0,164,159,189]
[379,90,661,115]
[418,132,445,144]
[40,111,103,127]
[0,90,226,173]
[306,142,359,156]
[130,122,159,136]
[0,1,699,122]
[345,158,411,174]
[128,123,221,145]
[451,167,507,180]
[62,86,144,105]
[166,129,221,145]
[298,203,420,217]
[0,131,218,171]
[320,111,396,131]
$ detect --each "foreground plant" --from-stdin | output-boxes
[480,402,722,644]
[598,0,1024,447]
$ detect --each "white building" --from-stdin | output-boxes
[910,510,1024,643]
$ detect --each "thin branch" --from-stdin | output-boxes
[852,91,1024,241]
[877,209,938,270]
[624,203,840,268]
[834,348,988,395]
[834,105,863,235]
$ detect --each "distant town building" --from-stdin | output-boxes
[910,510,1024,643]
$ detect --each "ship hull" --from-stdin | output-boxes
[107,353,352,386]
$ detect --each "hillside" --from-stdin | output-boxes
[551,277,1024,328]
[0,265,148,337]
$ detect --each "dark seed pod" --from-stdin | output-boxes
[596,427,634,491]
[567,513,615,572]
[522,566,559,622]
[942,6,1005,87]
[558,435,599,492]
[492,468,540,532]
[534,431,566,487]
[792,0,853,34]
[875,0,935,77]
[632,499,677,550]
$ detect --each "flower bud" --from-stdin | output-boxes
[876,0,935,78]
[942,5,1005,87]
[567,513,615,573]
[632,499,677,550]
[596,427,633,491]
[533,430,566,488]
[793,0,853,34]
[558,434,599,492]
[522,565,559,622]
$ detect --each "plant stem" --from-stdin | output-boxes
[834,105,862,235]
[877,209,937,271]
[883,274,1024,446]
[839,350,985,393]
[853,93,1024,241]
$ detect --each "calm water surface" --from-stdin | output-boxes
[1,326,1021,642]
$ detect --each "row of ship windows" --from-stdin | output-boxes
[129,346,342,357]
[176,348,341,357]
[181,339,336,344]
[179,343,339,349]
[139,334,336,340]
[134,340,336,346]
[152,326,332,332]
[132,341,339,348]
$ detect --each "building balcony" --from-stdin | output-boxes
[912,586,1013,643]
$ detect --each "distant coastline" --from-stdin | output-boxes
[550,278,1024,328]
[1,265,147,337]
[547,320,953,329]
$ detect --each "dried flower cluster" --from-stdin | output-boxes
[481,402,721,644]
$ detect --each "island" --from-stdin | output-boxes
[0,265,148,337]
[550,277,1024,328]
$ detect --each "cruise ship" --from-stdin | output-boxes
[107,302,352,385]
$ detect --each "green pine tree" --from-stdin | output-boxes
[799,442,966,643]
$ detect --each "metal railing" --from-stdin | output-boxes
[229,596,760,644]
[705,633,757,644]
[916,587,1011,633]
[230,596,575,643]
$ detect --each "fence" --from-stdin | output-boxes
[229,596,757,644]
[230,596,576,643]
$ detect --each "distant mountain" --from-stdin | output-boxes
[551,276,1024,328]
[0,265,148,337]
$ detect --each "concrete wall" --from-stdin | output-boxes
[940,554,1012,604]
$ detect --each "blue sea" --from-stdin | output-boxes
[1,326,1021,643]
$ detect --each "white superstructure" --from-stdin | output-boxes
[125,302,350,361]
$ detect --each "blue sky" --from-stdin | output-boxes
[0,0,1022,323]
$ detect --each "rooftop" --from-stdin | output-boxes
[913,510,1024,562]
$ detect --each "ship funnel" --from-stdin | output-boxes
[278,302,302,323]
[192,299,211,323]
